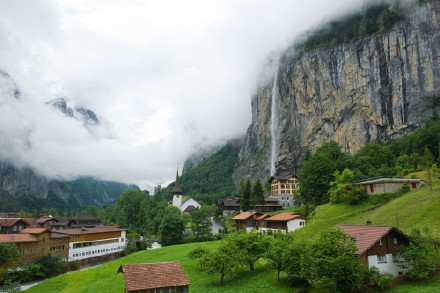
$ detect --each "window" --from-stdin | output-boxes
[393,237,398,244]
[392,255,398,262]
[379,238,383,245]
[377,255,387,263]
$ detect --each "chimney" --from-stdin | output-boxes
[366,219,372,226]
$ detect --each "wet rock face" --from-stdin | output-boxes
[234,0,440,185]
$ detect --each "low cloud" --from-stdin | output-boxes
[0,0,371,190]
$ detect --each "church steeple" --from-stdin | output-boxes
[172,168,182,195]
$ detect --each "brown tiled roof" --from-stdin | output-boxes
[255,214,270,221]
[232,212,255,220]
[0,234,38,243]
[37,217,58,224]
[118,262,190,291]
[265,212,306,222]
[337,225,408,255]
[0,218,21,227]
[55,226,125,235]
[20,228,49,234]
[21,218,40,227]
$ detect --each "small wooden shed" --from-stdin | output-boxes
[118,261,190,293]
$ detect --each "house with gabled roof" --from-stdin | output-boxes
[217,196,241,216]
[232,212,269,232]
[353,178,422,195]
[118,261,190,293]
[0,227,69,263]
[337,225,410,277]
[259,212,307,233]
[0,218,40,234]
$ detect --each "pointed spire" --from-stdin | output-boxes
[172,168,183,194]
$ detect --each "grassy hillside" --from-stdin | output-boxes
[293,171,440,240]
[24,241,295,293]
[25,172,440,293]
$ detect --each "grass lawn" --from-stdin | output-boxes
[24,172,440,293]
[293,172,440,240]
[24,241,296,293]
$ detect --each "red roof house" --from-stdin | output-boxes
[118,262,190,293]
[337,225,410,277]
[259,212,307,233]
[232,212,268,232]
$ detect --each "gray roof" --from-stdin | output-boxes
[353,178,421,185]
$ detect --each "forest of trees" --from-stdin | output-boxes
[299,118,440,207]
[292,1,405,53]
[161,142,240,205]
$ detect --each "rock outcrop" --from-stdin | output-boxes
[234,0,440,184]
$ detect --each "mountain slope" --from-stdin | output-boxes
[235,0,440,183]
[0,162,138,212]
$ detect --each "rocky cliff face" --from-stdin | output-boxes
[234,0,440,184]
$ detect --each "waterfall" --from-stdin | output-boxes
[270,68,280,176]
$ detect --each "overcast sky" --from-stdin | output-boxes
[0,0,371,190]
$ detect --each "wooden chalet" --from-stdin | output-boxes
[217,197,240,215]
[259,212,306,233]
[232,212,269,232]
[338,225,410,277]
[118,262,190,293]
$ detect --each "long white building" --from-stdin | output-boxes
[56,226,126,261]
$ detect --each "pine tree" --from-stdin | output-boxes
[252,180,265,206]
[240,179,251,211]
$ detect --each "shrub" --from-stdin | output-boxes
[367,267,393,291]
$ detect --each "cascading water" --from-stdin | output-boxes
[270,69,280,176]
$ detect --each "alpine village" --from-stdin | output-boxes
[2,1,440,293]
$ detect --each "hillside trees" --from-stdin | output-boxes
[301,229,364,292]
[199,241,243,285]
[398,228,440,280]
[191,206,213,242]
[159,206,185,246]
[227,231,271,272]
[299,141,349,206]
[0,243,19,282]
[251,180,265,206]
[240,179,251,211]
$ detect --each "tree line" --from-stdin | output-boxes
[299,118,440,208]
[189,228,440,292]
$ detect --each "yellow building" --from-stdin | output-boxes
[269,175,299,196]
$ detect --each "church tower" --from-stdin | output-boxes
[172,169,183,208]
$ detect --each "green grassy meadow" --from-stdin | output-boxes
[25,172,440,292]
[24,241,295,293]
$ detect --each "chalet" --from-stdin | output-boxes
[51,214,102,230]
[268,175,300,209]
[56,226,126,262]
[259,212,306,233]
[0,228,69,263]
[232,212,269,232]
[37,217,59,229]
[337,225,410,277]
[0,218,40,234]
[217,197,240,216]
[353,178,422,195]
[118,262,190,293]
[172,170,201,213]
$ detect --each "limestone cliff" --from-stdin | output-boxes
[234,0,440,184]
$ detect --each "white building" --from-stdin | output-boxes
[338,225,410,277]
[56,226,127,262]
[171,170,201,213]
